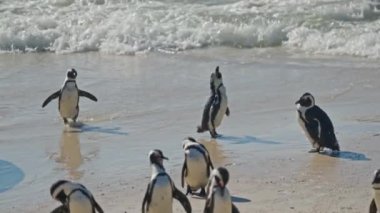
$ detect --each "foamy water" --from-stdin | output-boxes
[1,0,380,57]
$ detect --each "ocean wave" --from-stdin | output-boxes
[0,0,379,57]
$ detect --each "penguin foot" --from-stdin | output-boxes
[63,118,69,125]
[199,188,206,197]
[210,130,219,138]
[333,143,340,152]
[186,186,192,196]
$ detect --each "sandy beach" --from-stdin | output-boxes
[0,48,380,212]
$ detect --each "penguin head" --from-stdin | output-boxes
[211,66,223,89]
[182,136,197,149]
[50,180,70,204]
[295,92,315,108]
[372,169,380,187]
[211,167,229,196]
[66,68,77,80]
[149,149,169,167]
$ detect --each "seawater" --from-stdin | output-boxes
[0,0,379,57]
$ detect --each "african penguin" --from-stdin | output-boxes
[50,179,103,213]
[42,68,97,125]
[181,137,214,197]
[295,92,340,153]
[370,169,380,213]
[142,149,192,213]
[197,66,230,138]
[204,167,239,213]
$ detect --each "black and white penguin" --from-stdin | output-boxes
[204,167,239,213]
[197,66,230,138]
[50,179,104,213]
[370,169,380,213]
[295,92,340,153]
[181,137,214,197]
[42,68,97,125]
[142,149,192,213]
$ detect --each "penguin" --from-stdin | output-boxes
[370,169,380,213]
[204,167,239,213]
[50,179,104,213]
[197,66,230,138]
[181,137,214,197]
[42,68,97,125]
[142,149,192,213]
[295,92,340,153]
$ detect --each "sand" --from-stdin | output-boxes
[0,48,380,212]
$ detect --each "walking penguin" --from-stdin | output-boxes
[42,68,97,125]
[197,66,230,138]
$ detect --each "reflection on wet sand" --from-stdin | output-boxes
[198,138,227,166]
[57,131,83,179]
[306,153,340,182]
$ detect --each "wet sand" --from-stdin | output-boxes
[0,48,380,212]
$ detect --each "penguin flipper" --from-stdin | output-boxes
[92,199,104,213]
[42,90,61,107]
[304,111,320,142]
[204,146,214,170]
[369,199,377,213]
[181,158,187,188]
[203,195,214,213]
[199,95,215,132]
[173,187,192,213]
[79,90,98,102]
[198,143,214,170]
[142,182,153,213]
[232,203,240,213]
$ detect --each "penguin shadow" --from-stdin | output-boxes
[0,160,25,193]
[231,195,251,203]
[320,150,371,161]
[65,121,128,136]
[218,135,281,145]
[57,131,84,179]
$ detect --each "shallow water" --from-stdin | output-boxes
[0,49,380,212]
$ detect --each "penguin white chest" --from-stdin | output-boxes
[68,191,93,213]
[209,91,228,128]
[185,150,209,189]
[149,176,173,213]
[212,188,232,213]
[59,82,79,119]
[296,105,316,147]
[374,189,380,209]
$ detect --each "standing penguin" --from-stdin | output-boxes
[295,92,340,153]
[181,137,214,197]
[42,68,97,125]
[142,149,192,213]
[50,179,104,213]
[197,66,230,138]
[370,169,380,213]
[204,167,239,213]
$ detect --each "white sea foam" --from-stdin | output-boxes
[0,0,379,57]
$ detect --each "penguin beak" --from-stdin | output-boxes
[295,99,300,105]
[162,156,169,160]
[218,180,225,196]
